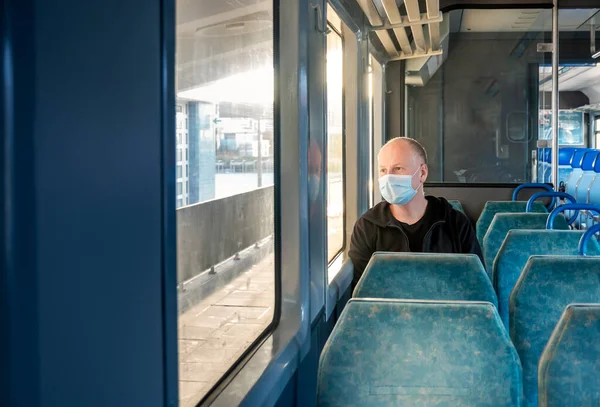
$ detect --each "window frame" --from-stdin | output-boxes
[370,53,385,207]
[172,4,282,407]
[595,116,600,148]
[325,14,347,266]
[195,0,318,404]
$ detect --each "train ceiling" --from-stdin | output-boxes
[175,0,599,98]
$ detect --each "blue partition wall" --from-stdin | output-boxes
[1,0,178,406]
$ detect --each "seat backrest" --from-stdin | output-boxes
[566,150,587,195]
[555,148,577,186]
[476,201,547,244]
[482,213,568,273]
[353,253,497,307]
[574,151,599,204]
[538,304,600,407]
[509,256,600,407]
[493,230,600,328]
[589,157,600,206]
[449,200,464,213]
[317,299,523,407]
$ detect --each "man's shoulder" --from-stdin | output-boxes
[426,195,471,225]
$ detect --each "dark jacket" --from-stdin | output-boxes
[348,196,483,289]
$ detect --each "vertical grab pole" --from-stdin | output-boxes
[551,0,560,191]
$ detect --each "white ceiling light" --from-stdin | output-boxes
[177,66,273,105]
[195,19,271,38]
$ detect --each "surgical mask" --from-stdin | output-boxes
[379,167,421,205]
[308,174,319,202]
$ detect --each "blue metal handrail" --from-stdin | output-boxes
[512,183,554,209]
[547,203,600,229]
[526,191,575,213]
[579,223,600,256]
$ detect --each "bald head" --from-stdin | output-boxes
[378,138,427,165]
[378,138,428,186]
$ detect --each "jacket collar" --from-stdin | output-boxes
[363,196,453,228]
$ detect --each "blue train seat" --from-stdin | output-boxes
[353,253,497,307]
[538,304,600,407]
[449,200,464,213]
[476,201,547,244]
[588,157,600,208]
[538,148,578,184]
[492,230,600,328]
[571,151,600,226]
[317,299,523,407]
[482,213,568,273]
[555,148,578,186]
[565,149,587,198]
[509,256,600,407]
[574,151,599,204]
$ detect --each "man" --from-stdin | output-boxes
[349,137,483,288]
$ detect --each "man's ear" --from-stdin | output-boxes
[421,164,429,182]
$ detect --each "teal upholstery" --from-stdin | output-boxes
[449,200,464,213]
[354,253,497,307]
[493,230,600,328]
[476,201,547,244]
[538,304,600,407]
[509,257,600,407]
[482,213,568,274]
[317,299,523,407]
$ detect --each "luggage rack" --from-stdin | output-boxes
[358,0,444,60]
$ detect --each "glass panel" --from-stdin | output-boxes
[326,14,344,261]
[327,4,342,33]
[405,9,552,183]
[550,9,600,185]
[175,1,275,404]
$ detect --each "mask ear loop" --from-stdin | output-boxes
[414,165,424,191]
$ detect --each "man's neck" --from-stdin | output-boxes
[389,194,428,225]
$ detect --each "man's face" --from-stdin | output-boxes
[378,140,427,190]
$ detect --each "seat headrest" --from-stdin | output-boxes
[558,148,578,165]
[581,151,599,171]
[572,150,588,169]
[594,155,600,173]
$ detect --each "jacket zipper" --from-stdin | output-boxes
[389,223,411,248]
[422,221,445,250]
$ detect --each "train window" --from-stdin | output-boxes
[175,0,276,405]
[326,8,345,262]
[595,117,600,147]
[405,9,552,183]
